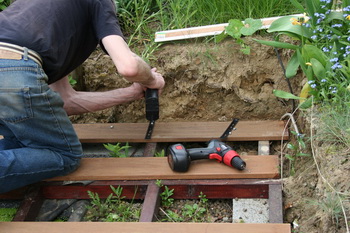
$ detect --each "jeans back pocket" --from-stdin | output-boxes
[0,87,33,123]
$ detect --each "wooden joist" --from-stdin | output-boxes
[73,120,289,143]
[41,179,273,200]
[0,222,291,233]
[48,155,279,181]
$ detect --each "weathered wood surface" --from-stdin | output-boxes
[73,120,289,143]
[48,156,279,181]
[0,222,291,233]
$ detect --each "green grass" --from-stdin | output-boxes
[0,208,17,222]
[117,0,303,33]
[0,0,11,11]
[315,94,350,151]
[114,0,303,61]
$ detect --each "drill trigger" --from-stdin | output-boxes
[209,153,222,162]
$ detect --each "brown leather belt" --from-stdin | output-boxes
[0,42,42,67]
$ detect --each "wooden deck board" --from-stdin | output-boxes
[48,156,279,181]
[0,222,291,233]
[73,120,289,143]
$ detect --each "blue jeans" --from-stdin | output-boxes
[0,56,82,193]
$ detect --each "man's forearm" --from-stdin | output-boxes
[64,85,143,115]
[101,35,164,90]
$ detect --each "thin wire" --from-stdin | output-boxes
[274,47,296,111]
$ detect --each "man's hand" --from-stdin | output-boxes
[127,82,146,100]
[141,68,165,93]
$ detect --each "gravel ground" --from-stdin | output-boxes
[157,199,233,223]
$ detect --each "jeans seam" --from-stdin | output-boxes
[43,90,75,154]
[0,167,64,179]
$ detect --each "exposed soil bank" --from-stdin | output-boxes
[71,35,302,124]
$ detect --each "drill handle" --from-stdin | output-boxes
[187,148,215,160]
[145,88,159,121]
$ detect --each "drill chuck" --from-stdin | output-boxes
[231,156,246,170]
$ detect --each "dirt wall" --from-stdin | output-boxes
[71,35,303,124]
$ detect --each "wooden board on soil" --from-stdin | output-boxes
[48,156,279,181]
[73,120,289,143]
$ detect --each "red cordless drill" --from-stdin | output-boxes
[167,139,246,172]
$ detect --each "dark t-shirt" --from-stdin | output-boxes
[0,0,124,84]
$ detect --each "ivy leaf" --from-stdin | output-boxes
[240,18,262,36]
[225,19,244,39]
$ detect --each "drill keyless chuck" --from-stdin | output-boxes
[231,156,246,170]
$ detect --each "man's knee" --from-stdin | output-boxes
[62,155,81,175]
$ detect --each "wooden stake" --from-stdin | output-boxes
[155,14,303,42]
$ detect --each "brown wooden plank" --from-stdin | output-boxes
[139,183,161,222]
[73,120,289,143]
[269,184,284,223]
[12,186,44,221]
[143,142,157,157]
[47,156,279,181]
[0,222,291,233]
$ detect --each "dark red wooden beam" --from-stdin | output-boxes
[39,179,275,200]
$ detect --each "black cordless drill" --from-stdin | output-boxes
[167,139,246,172]
[145,89,159,139]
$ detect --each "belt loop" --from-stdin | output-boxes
[23,47,29,61]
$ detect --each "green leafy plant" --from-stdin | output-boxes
[255,0,350,108]
[155,149,165,157]
[0,208,17,222]
[85,185,141,222]
[285,131,310,176]
[0,0,10,11]
[103,142,131,158]
[216,18,262,54]
[156,180,210,223]
[54,216,69,222]
[181,192,209,222]
[156,180,174,207]
[68,75,77,87]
